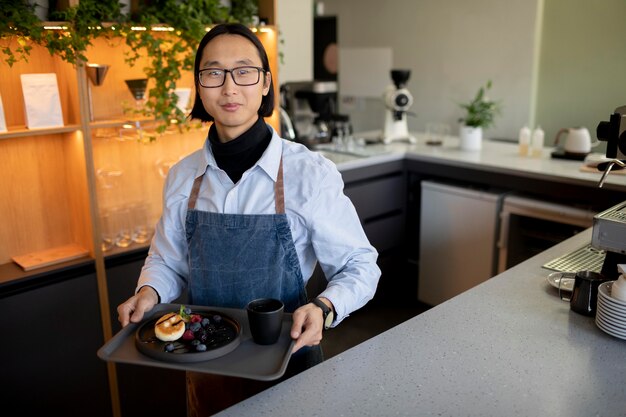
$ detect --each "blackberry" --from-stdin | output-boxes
[197,330,208,343]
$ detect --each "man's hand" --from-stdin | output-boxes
[117,286,159,327]
[290,297,334,353]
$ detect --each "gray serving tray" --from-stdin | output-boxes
[97,303,295,381]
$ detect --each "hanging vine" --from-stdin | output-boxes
[1,0,260,138]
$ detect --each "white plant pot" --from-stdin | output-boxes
[459,125,482,151]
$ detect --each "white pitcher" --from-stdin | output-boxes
[554,127,598,154]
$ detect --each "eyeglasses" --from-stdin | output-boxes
[198,66,265,88]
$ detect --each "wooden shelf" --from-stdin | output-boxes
[0,124,81,140]
[90,117,155,129]
[0,255,95,292]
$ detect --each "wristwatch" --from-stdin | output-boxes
[311,298,335,330]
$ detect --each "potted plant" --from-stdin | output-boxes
[457,80,501,151]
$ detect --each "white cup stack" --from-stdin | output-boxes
[595,280,626,340]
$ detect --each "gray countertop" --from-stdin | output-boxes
[319,133,626,191]
[217,228,626,416]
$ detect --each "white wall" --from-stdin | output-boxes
[324,0,540,139]
[536,0,626,146]
[277,0,314,84]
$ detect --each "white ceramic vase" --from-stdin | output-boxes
[459,125,482,151]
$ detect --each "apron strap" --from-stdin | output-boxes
[274,156,285,214]
[188,156,286,214]
[187,174,204,211]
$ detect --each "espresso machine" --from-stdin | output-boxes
[590,105,626,279]
[381,69,416,144]
[280,81,347,147]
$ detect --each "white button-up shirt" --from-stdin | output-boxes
[138,126,380,325]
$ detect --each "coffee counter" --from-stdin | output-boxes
[216,228,626,417]
[323,134,626,193]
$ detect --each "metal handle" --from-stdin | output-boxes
[597,159,626,188]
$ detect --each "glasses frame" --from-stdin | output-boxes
[198,66,265,88]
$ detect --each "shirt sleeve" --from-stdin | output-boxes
[136,167,190,303]
[306,162,381,326]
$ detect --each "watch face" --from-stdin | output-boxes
[324,311,334,329]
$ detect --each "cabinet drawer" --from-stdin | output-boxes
[345,175,405,221]
[363,213,405,252]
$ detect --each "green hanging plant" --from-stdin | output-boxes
[0,0,260,140]
[121,0,233,136]
[1,0,122,66]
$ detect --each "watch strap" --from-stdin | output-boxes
[311,298,333,330]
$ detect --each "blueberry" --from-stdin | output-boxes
[196,344,207,352]
[183,307,192,315]
[201,318,211,327]
[212,315,222,323]
[189,322,201,332]
[164,343,175,352]
[191,339,200,346]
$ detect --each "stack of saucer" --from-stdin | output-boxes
[595,282,626,340]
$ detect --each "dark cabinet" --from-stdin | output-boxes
[105,250,187,417]
[0,267,112,417]
[340,161,414,304]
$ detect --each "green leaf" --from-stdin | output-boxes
[458,80,502,129]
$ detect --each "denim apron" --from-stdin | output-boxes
[185,156,322,416]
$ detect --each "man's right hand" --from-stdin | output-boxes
[117,286,159,327]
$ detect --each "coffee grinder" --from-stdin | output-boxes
[381,69,416,144]
[590,105,626,279]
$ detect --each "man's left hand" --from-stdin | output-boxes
[290,297,333,353]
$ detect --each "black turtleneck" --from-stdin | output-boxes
[208,118,272,183]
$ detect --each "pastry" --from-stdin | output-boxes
[154,312,185,341]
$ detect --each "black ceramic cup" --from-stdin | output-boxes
[559,270,609,316]
[246,298,284,345]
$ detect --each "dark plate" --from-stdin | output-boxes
[135,310,241,363]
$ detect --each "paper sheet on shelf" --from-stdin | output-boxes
[20,73,64,129]
[0,93,7,132]
[174,88,192,112]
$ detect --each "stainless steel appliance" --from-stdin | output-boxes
[280,81,347,147]
[418,181,502,305]
[591,201,626,279]
[548,105,626,278]
[590,106,626,277]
